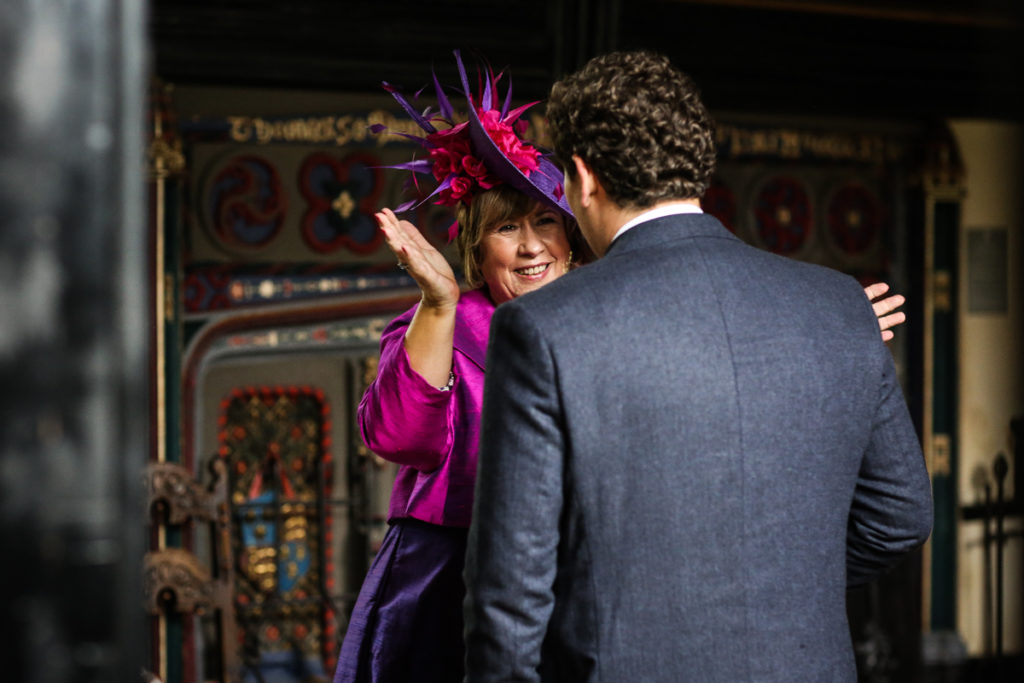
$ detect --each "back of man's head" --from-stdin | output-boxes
[546,50,717,210]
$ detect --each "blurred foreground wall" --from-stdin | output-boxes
[0,1,148,681]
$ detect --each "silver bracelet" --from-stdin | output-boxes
[438,371,455,392]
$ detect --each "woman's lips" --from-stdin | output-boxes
[514,263,551,280]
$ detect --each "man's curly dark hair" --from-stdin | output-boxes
[546,50,717,208]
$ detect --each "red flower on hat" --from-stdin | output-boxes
[424,112,525,207]
[426,125,469,179]
[425,123,502,206]
[374,51,572,235]
[447,176,473,204]
[462,155,498,189]
[478,109,541,176]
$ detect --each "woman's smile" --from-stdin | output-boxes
[514,262,552,279]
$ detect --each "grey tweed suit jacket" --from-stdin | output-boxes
[463,213,933,682]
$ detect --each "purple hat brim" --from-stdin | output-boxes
[455,52,573,218]
[466,111,573,218]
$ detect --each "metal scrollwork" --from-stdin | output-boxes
[148,136,186,178]
[147,79,185,179]
[148,79,185,179]
[147,461,215,524]
[143,548,215,615]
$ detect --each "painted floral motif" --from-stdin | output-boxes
[753,175,812,255]
[701,177,737,233]
[298,152,383,254]
[826,183,881,254]
[207,155,287,249]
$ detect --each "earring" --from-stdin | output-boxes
[564,250,574,273]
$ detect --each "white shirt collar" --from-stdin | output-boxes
[611,202,703,244]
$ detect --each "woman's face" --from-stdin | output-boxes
[478,203,571,305]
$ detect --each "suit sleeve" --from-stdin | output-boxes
[464,301,564,682]
[357,318,456,471]
[846,310,934,586]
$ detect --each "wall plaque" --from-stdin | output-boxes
[967,227,1008,314]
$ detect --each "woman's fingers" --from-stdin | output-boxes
[375,210,398,242]
[375,210,458,305]
[877,311,906,332]
[402,218,438,250]
[871,293,905,318]
[377,210,436,261]
[376,208,454,281]
[865,283,905,317]
[863,282,890,301]
[377,211,416,263]
[863,282,907,340]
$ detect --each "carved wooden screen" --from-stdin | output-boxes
[172,307,411,683]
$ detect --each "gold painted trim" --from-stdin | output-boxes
[147,87,185,180]
[921,194,934,630]
[919,182,965,632]
[159,615,167,683]
[151,82,172,683]
[156,178,166,465]
[158,522,166,682]
[932,434,952,476]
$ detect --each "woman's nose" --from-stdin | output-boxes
[517,226,543,255]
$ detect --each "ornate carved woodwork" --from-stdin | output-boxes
[146,459,241,682]
[147,461,218,525]
[144,548,216,615]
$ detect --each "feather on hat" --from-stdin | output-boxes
[371,50,572,241]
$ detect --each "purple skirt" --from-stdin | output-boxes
[333,518,468,683]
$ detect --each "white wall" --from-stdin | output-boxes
[950,119,1023,657]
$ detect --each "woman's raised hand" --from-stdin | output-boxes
[863,282,906,342]
[377,208,460,310]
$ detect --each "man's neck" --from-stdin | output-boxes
[592,198,702,256]
[615,198,702,228]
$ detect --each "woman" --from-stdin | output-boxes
[333,52,580,683]
[334,54,906,683]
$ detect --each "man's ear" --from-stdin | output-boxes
[571,155,600,208]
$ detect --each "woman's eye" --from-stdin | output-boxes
[496,223,518,233]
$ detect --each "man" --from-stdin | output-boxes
[462,51,933,681]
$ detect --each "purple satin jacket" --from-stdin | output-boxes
[357,288,495,528]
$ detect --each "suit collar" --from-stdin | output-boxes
[611,203,704,243]
[604,212,738,257]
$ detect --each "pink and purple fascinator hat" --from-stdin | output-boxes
[371,50,572,240]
